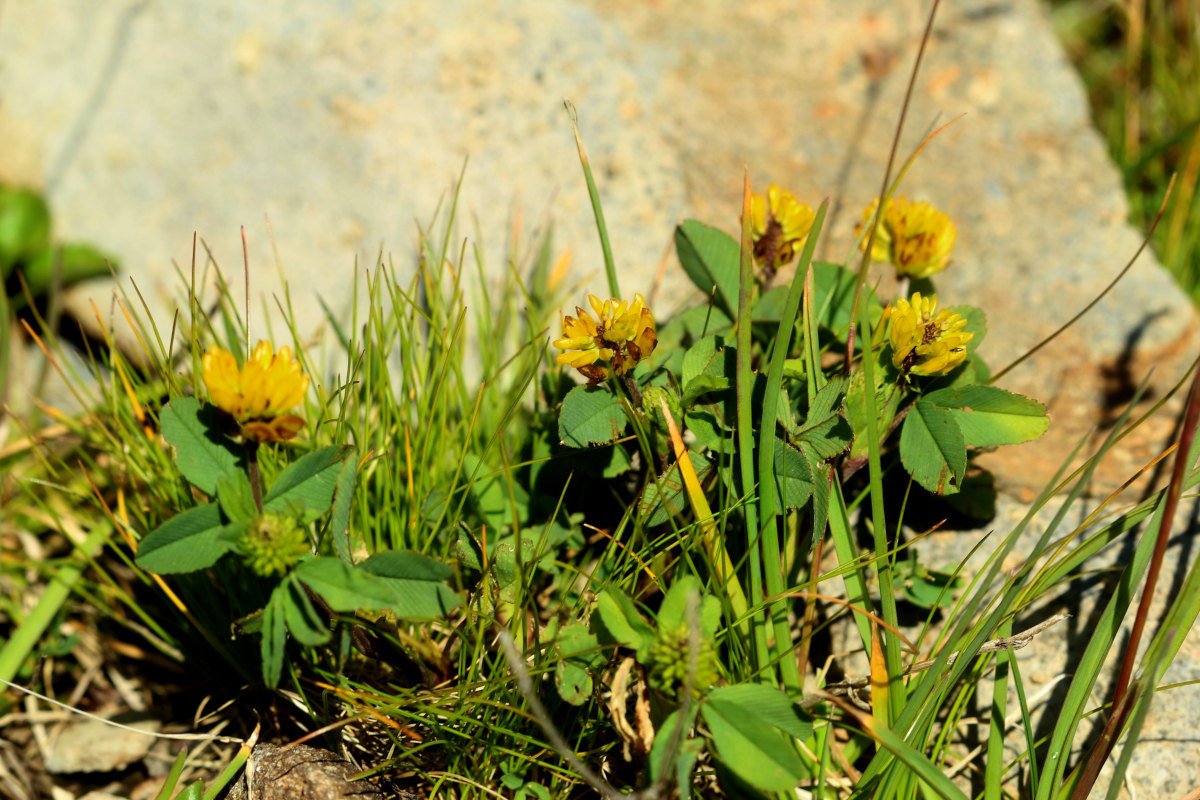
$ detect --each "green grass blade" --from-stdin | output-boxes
[1006,653,1043,791]
[858,404,1113,787]
[733,174,768,673]
[852,253,905,722]
[0,286,11,415]
[1036,490,1171,799]
[756,200,829,690]
[984,621,1012,799]
[1101,487,1200,797]
[201,737,254,800]
[564,102,619,298]
[827,482,873,654]
[153,748,188,800]
[0,521,113,685]
[852,715,970,800]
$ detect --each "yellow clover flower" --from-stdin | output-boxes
[202,340,310,442]
[749,184,816,278]
[553,293,657,385]
[858,196,956,279]
[886,292,972,377]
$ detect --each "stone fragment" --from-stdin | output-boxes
[42,717,159,774]
[223,743,392,800]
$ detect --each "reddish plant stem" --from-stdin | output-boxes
[794,520,827,683]
[1070,363,1200,800]
[1116,365,1200,706]
[839,403,913,482]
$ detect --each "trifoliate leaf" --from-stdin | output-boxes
[900,399,967,495]
[923,385,1049,447]
[558,385,628,447]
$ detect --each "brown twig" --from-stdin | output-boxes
[801,611,1069,711]
[498,630,634,800]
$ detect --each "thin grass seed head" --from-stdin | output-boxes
[748,183,816,277]
[857,196,957,279]
[553,293,658,384]
[202,340,310,442]
[886,292,972,377]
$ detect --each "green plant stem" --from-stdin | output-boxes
[757,200,829,691]
[843,0,947,724]
[827,482,874,654]
[203,730,257,800]
[801,262,822,402]
[616,379,657,491]
[565,101,620,299]
[734,174,769,675]
[854,289,906,723]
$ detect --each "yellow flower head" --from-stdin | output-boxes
[552,293,658,384]
[858,196,956,279]
[202,340,310,442]
[749,184,816,277]
[886,292,973,377]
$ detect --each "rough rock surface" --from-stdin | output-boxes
[42,717,160,775]
[916,492,1200,798]
[222,743,390,800]
[0,0,1194,495]
[824,490,1200,798]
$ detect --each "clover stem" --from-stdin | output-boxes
[621,374,642,409]
[246,440,264,514]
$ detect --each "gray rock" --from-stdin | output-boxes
[913,491,1200,797]
[42,717,159,774]
[0,0,1194,483]
[222,743,390,800]
[823,489,1200,797]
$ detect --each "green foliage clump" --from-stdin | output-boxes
[3,30,1198,798]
